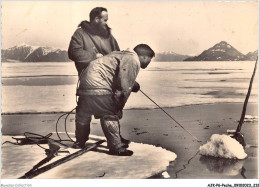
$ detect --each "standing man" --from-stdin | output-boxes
[75,44,155,156]
[68,7,121,150]
[68,7,120,75]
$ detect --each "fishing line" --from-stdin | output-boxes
[140,89,202,144]
[140,57,258,148]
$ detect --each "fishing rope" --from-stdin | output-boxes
[21,67,88,149]
[55,112,70,141]
[3,108,76,150]
[23,132,71,147]
[54,67,88,144]
[2,131,71,150]
[64,108,77,142]
[140,89,202,144]
[55,109,76,143]
[2,66,91,175]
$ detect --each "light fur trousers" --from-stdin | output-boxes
[100,118,125,151]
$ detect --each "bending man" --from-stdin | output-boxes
[74,44,155,156]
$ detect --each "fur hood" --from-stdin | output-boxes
[78,20,111,38]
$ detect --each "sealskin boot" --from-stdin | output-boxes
[121,136,131,148]
[72,141,85,149]
[121,136,131,145]
[109,148,133,156]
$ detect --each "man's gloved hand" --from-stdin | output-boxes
[132,81,140,93]
[93,47,103,58]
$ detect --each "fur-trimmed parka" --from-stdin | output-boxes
[68,21,120,75]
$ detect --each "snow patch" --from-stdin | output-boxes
[40,47,56,55]
[237,115,258,122]
[199,134,247,159]
[212,49,226,52]
[162,171,170,178]
[14,43,39,50]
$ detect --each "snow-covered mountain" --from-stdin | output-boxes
[2,42,257,62]
[154,51,191,61]
[2,44,71,62]
[1,44,37,61]
[184,41,256,61]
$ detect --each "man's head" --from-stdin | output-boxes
[134,44,155,69]
[89,7,108,30]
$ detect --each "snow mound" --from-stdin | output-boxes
[199,134,247,159]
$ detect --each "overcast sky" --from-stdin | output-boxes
[1,1,258,55]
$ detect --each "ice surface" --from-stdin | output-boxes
[2,135,177,179]
[2,61,258,113]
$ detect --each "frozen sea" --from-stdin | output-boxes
[1,61,258,113]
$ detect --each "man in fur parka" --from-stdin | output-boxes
[68,7,120,75]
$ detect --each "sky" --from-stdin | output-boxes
[1,1,258,55]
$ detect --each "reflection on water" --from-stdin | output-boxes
[173,151,200,178]
[199,155,246,178]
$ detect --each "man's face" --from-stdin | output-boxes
[96,11,108,29]
[140,56,152,69]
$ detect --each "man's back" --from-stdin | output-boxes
[77,50,140,96]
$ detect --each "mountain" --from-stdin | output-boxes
[2,44,71,62]
[184,41,248,61]
[244,50,258,61]
[25,47,70,62]
[1,44,36,61]
[2,42,257,62]
[154,51,191,62]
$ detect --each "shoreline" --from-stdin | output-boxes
[1,101,252,115]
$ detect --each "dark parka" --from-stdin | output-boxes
[68,21,120,75]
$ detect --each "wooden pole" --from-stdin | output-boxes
[19,140,105,179]
[236,57,258,133]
